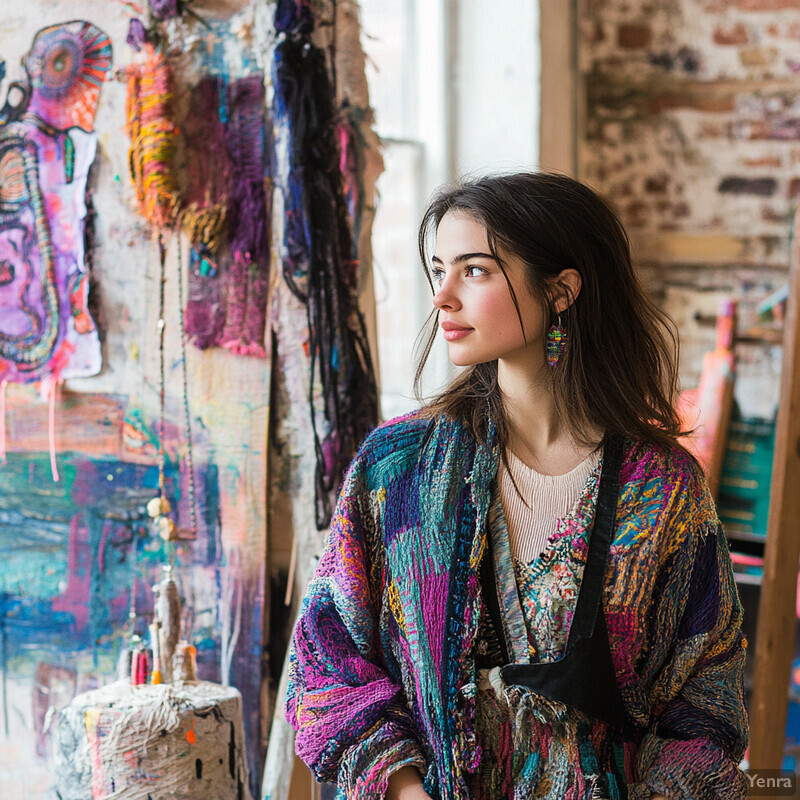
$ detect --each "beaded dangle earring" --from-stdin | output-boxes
[546,314,567,368]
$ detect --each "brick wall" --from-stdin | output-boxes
[579,0,797,418]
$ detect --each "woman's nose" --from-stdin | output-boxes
[432,275,460,311]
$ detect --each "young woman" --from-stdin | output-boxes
[285,173,748,800]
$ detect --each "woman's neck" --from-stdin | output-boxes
[497,358,602,476]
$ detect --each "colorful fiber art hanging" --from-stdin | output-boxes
[124,15,200,555]
[126,43,179,230]
[218,75,270,357]
[181,76,232,350]
[180,74,271,357]
[273,0,379,528]
[125,1,272,358]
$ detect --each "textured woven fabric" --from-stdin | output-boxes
[285,412,749,800]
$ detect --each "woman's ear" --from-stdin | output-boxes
[552,269,582,314]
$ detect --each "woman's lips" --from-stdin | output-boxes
[440,321,472,341]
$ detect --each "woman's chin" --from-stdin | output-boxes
[447,352,479,368]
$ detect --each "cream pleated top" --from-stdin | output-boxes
[498,447,602,563]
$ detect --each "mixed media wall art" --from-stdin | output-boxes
[0,440,225,795]
[0,21,111,385]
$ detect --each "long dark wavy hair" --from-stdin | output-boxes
[415,172,687,453]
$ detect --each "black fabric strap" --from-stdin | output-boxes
[497,435,629,730]
[571,435,623,641]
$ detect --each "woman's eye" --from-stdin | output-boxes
[467,265,486,277]
[431,268,445,283]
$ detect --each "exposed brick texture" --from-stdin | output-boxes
[744,155,783,167]
[580,0,796,416]
[739,46,779,66]
[618,23,653,48]
[713,23,751,45]
[718,176,778,194]
[738,0,800,9]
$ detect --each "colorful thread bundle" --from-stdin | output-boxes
[178,74,271,358]
[182,76,232,349]
[337,106,366,253]
[131,647,150,686]
[273,0,379,528]
[126,44,179,230]
[219,75,270,357]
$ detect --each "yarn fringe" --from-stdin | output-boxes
[273,17,379,528]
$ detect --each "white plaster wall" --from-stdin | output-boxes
[453,0,540,176]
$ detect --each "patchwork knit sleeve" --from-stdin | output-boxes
[285,460,427,798]
[630,518,749,800]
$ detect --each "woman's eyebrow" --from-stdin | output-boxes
[431,252,498,265]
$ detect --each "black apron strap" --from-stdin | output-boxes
[571,434,623,641]
[499,436,629,730]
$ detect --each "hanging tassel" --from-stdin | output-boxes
[126,43,179,229]
[274,0,313,34]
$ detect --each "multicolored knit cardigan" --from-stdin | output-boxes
[285,412,748,800]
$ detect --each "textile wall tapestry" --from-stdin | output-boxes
[0,22,111,386]
[124,12,272,359]
[181,67,271,359]
[0,10,271,797]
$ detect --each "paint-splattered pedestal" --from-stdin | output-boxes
[53,680,252,800]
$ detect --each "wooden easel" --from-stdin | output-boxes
[749,206,800,768]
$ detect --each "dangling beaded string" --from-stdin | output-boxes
[156,231,174,569]
[175,233,198,538]
[129,568,137,636]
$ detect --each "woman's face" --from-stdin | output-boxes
[431,210,548,369]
